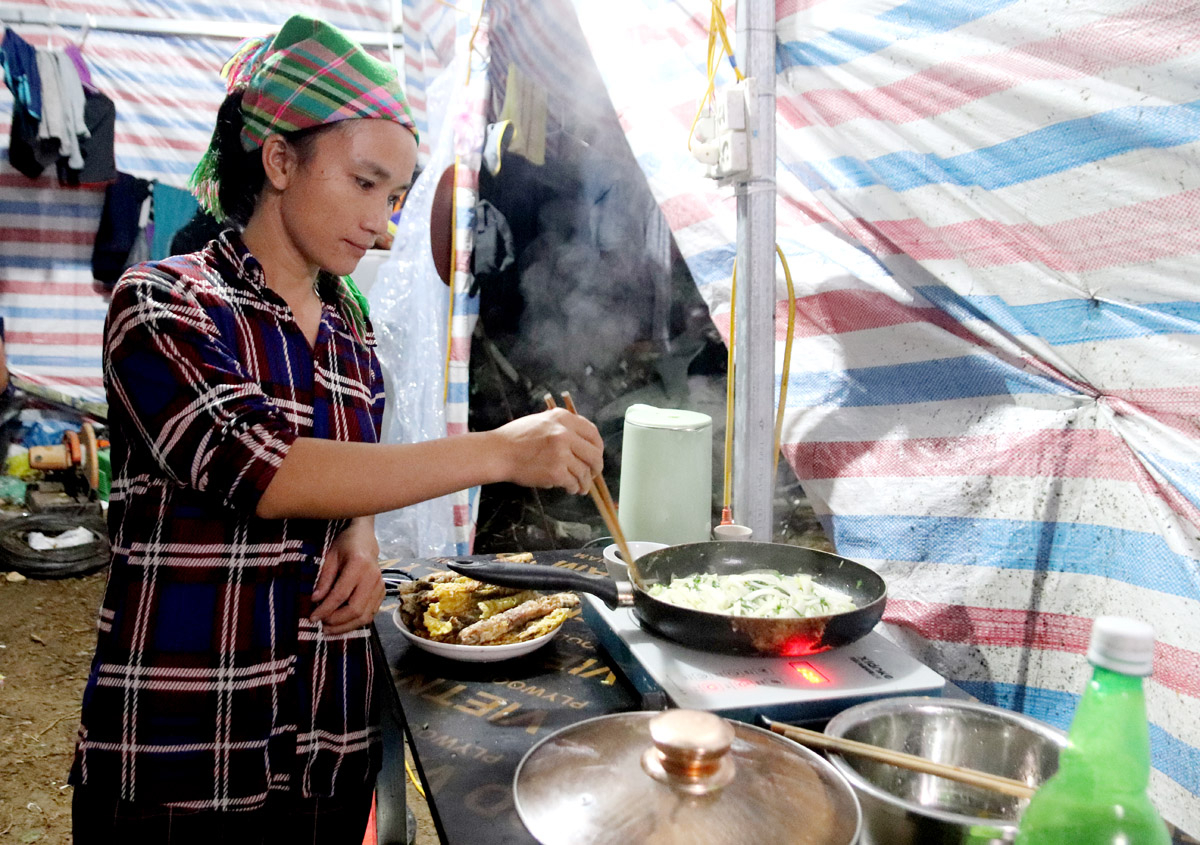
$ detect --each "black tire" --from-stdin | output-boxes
[0,512,110,579]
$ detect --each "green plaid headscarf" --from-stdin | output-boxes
[189,14,418,222]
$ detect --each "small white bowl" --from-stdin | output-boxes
[712,523,753,541]
[602,541,668,569]
[392,607,562,662]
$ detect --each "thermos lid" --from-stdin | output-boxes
[624,404,712,431]
[1087,616,1155,676]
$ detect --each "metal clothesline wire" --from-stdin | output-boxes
[0,4,402,48]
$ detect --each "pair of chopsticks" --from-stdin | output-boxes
[543,392,636,575]
[762,717,1036,800]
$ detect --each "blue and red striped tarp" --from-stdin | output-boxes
[3,0,1199,831]
[570,0,1200,832]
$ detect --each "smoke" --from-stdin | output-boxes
[510,150,666,377]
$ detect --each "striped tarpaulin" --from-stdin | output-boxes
[0,1,395,399]
[401,0,459,162]
[570,0,1200,833]
[390,0,488,553]
[0,158,106,393]
[446,15,489,554]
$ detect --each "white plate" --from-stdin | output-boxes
[392,607,562,662]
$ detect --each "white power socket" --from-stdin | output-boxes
[699,78,755,182]
[713,85,746,133]
[719,131,747,174]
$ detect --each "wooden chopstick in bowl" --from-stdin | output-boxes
[763,717,1036,800]
[543,392,636,574]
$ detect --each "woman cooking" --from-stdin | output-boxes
[69,15,603,843]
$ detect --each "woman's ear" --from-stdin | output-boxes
[261,134,296,191]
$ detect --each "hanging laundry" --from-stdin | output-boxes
[7,33,110,184]
[63,43,98,95]
[1,27,42,118]
[34,50,66,155]
[7,103,57,177]
[482,120,514,175]
[93,173,152,286]
[35,48,88,171]
[2,28,57,178]
[471,199,515,294]
[58,90,116,186]
[150,182,201,259]
[53,51,89,170]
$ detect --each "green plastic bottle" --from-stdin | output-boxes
[1015,616,1170,845]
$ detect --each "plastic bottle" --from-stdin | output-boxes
[1015,616,1170,845]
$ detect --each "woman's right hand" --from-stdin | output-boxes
[492,408,604,495]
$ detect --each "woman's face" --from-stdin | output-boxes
[278,118,418,277]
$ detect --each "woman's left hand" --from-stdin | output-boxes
[310,517,385,635]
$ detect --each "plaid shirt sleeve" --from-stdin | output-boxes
[104,267,297,512]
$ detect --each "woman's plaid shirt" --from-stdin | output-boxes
[70,231,386,810]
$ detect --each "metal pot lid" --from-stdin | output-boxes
[513,710,862,845]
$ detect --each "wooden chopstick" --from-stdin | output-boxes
[558,393,632,565]
[763,717,1036,800]
[543,393,636,574]
[560,392,621,519]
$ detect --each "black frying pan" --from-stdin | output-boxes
[448,541,886,657]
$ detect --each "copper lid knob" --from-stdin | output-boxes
[640,709,736,794]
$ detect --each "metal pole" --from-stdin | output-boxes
[733,0,776,540]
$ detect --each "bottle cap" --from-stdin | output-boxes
[1087,616,1155,676]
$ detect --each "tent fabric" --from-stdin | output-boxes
[444,30,489,553]
[0,1,395,400]
[402,0,460,162]
[0,162,106,393]
[569,0,1200,832]
[398,0,490,553]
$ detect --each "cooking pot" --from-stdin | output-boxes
[449,541,886,656]
[513,708,862,845]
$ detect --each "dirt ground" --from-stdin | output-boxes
[0,571,101,843]
[0,570,438,845]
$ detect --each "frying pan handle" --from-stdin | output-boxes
[447,560,622,609]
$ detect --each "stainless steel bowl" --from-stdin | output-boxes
[824,697,1067,845]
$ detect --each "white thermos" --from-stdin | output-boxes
[617,404,712,546]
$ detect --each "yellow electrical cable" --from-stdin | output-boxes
[712,4,742,521]
[463,3,486,85]
[405,757,427,799]
[686,41,721,148]
[722,260,736,519]
[687,1,744,151]
[723,248,798,511]
[774,245,796,477]
[686,77,717,153]
[709,0,744,81]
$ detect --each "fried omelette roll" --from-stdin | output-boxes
[498,607,572,644]
[458,593,580,645]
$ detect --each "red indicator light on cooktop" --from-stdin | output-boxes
[789,661,830,684]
